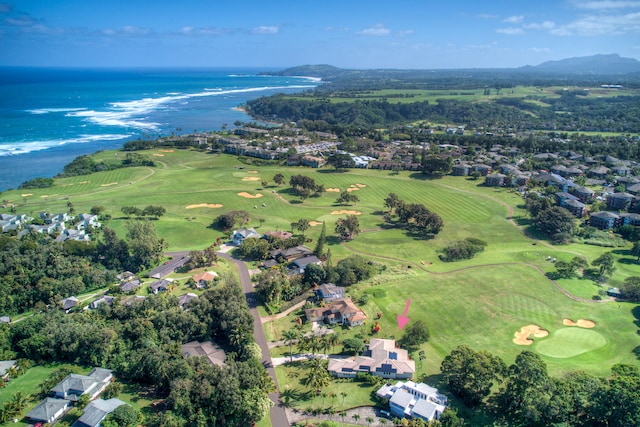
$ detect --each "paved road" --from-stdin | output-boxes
[217,252,289,427]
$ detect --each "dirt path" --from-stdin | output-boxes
[261,300,306,323]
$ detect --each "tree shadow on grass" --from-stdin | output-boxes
[617,257,639,266]
[408,172,444,181]
[326,236,343,246]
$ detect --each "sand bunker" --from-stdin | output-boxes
[309,221,323,226]
[186,204,223,209]
[78,181,89,184]
[331,210,362,215]
[563,319,596,328]
[152,154,165,157]
[346,187,360,192]
[513,324,549,345]
[242,177,261,182]
[159,149,174,152]
[20,193,33,197]
[237,192,263,199]
[101,182,118,187]
[326,188,341,192]
[351,184,367,188]
[248,170,259,173]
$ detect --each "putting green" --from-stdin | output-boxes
[535,328,606,358]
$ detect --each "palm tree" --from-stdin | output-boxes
[380,419,387,425]
[352,413,361,425]
[340,411,347,424]
[309,335,321,355]
[340,391,348,406]
[297,335,309,354]
[321,334,330,355]
[366,416,374,426]
[283,329,298,362]
[328,333,339,352]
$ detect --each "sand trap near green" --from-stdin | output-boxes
[536,328,606,358]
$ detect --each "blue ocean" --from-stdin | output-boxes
[0,67,317,191]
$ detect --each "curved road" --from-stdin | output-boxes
[217,252,289,427]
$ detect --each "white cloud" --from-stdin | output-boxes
[323,26,350,33]
[524,21,556,30]
[102,26,152,37]
[553,12,640,35]
[496,27,524,35]
[180,26,224,36]
[574,1,640,9]
[358,24,391,36]
[478,13,499,19]
[252,25,279,35]
[503,15,524,24]
[530,47,552,53]
[397,29,414,36]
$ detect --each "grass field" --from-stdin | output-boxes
[2,149,640,423]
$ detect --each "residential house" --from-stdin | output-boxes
[472,164,492,176]
[315,283,345,302]
[451,164,471,176]
[178,293,198,309]
[181,341,226,367]
[607,287,622,298]
[149,278,173,294]
[621,213,640,226]
[588,166,611,178]
[193,271,218,288]
[0,316,10,324]
[612,165,631,176]
[72,398,127,427]
[606,192,636,210]
[291,255,322,274]
[563,199,586,218]
[232,227,261,246]
[263,230,293,241]
[572,185,595,203]
[286,153,302,166]
[26,397,71,425]
[270,245,313,262]
[88,295,115,310]
[327,338,415,380]
[116,271,135,281]
[77,213,101,231]
[51,368,113,401]
[485,173,506,187]
[55,229,90,243]
[377,380,448,422]
[119,279,141,293]
[41,212,72,224]
[61,296,79,312]
[305,298,366,327]
[0,360,16,380]
[301,155,326,168]
[589,211,622,230]
[626,183,640,196]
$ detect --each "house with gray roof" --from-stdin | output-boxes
[589,211,622,230]
[377,380,447,422]
[181,341,226,367]
[606,192,636,210]
[61,296,79,312]
[26,397,71,424]
[232,227,261,246]
[72,398,126,427]
[328,338,414,380]
[0,360,16,380]
[51,368,113,401]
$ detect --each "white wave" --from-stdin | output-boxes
[204,88,222,91]
[0,134,131,156]
[68,83,316,132]
[27,107,88,115]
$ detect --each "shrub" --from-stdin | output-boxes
[440,238,487,262]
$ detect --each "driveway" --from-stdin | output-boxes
[217,252,290,427]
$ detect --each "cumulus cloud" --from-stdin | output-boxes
[524,21,557,30]
[552,11,640,35]
[496,27,524,35]
[358,24,391,36]
[102,26,152,37]
[503,15,524,23]
[252,25,279,34]
[574,1,640,9]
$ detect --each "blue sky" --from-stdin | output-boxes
[0,0,638,69]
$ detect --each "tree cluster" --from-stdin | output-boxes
[121,205,166,219]
[213,210,249,232]
[57,153,156,178]
[335,215,361,241]
[384,193,444,238]
[439,238,487,262]
[0,235,115,315]
[441,346,640,426]
[288,174,324,199]
[7,275,270,426]
[18,177,54,189]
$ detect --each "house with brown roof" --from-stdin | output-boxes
[181,341,226,366]
[305,298,366,327]
[193,271,218,288]
[328,338,415,379]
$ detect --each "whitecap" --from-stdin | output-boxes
[0,134,132,157]
[27,107,88,115]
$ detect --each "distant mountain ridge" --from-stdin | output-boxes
[270,54,640,80]
[521,54,640,74]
